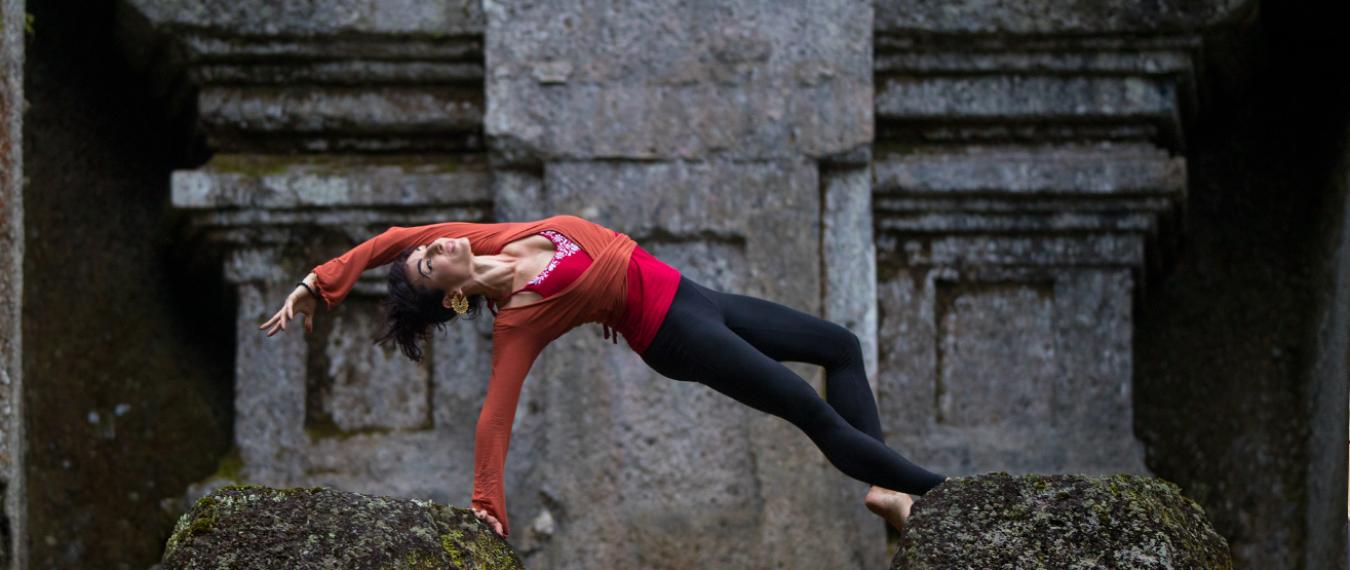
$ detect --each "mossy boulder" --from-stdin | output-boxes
[893,472,1232,569]
[158,483,522,570]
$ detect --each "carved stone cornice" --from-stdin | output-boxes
[115,0,486,154]
[872,142,1187,286]
[875,32,1203,151]
[868,6,1255,291]
[169,152,492,291]
[114,0,493,287]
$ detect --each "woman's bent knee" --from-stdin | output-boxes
[822,325,864,368]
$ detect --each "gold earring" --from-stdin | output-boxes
[451,291,469,315]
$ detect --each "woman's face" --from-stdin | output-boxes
[405,237,471,294]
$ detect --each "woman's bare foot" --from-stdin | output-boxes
[864,478,952,534]
[864,486,914,533]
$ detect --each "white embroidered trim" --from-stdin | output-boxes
[527,230,582,286]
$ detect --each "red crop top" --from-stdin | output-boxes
[485,229,590,310]
[485,227,680,355]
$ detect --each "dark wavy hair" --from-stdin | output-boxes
[374,245,486,362]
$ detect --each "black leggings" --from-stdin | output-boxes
[639,274,948,496]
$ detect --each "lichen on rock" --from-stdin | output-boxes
[892,472,1232,570]
[159,483,522,570]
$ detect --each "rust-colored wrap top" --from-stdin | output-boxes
[309,214,681,538]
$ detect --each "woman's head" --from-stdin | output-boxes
[375,237,484,362]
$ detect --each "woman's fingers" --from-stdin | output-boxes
[260,290,324,337]
[261,310,282,335]
[264,306,290,336]
[261,304,314,337]
[266,315,283,337]
[472,508,503,536]
[260,308,282,329]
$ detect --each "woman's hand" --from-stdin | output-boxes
[260,275,320,336]
[472,507,505,539]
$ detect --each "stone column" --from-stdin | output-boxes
[870,1,1245,478]
[0,1,24,568]
[484,2,882,567]
[118,0,500,518]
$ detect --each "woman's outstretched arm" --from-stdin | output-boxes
[259,220,508,337]
[470,321,552,540]
[310,220,507,310]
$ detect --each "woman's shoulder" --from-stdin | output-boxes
[543,213,589,226]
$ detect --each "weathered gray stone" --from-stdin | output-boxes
[876,265,1143,475]
[172,154,491,210]
[873,27,1205,151]
[116,0,486,154]
[483,0,873,161]
[124,0,483,38]
[822,162,880,397]
[868,9,1204,519]
[497,158,884,568]
[134,0,498,520]
[163,148,500,508]
[159,484,522,570]
[875,0,1253,34]
[0,0,24,567]
[891,473,1231,569]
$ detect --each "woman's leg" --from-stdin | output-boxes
[643,277,947,495]
[686,280,886,444]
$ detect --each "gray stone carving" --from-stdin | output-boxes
[871,20,1199,480]
[117,0,498,537]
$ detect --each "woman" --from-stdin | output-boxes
[259,214,951,540]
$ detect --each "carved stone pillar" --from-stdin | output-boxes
[870,2,1244,478]
[484,1,883,567]
[118,0,495,511]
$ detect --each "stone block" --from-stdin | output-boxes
[158,484,522,570]
[891,472,1231,570]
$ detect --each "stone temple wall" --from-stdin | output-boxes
[2,1,1346,569]
[1,0,23,567]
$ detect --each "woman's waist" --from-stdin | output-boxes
[610,246,680,336]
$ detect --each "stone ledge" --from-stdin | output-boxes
[172,153,491,209]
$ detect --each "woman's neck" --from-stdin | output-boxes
[463,253,522,301]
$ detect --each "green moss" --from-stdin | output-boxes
[378,548,441,570]
[217,482,267,493]
[165,493,226,556]
[439,530,466,567]
[463,529,519,570]
[208,154,298,177]
[212,445,245,482]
